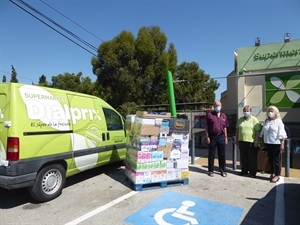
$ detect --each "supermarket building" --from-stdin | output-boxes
[221,38,300,140]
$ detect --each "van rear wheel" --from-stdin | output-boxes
[29,164,66,202]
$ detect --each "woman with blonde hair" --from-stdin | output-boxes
[260,105,287,183]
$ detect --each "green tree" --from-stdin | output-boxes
[10,65,18,83]
[92,26,178,114]
[50,72,95,95]
[38,75,50,87]
[119,102,139,118]
[174,62,219,104]
[92,26,219,115]
[51,72,82,91]
[2,75,6,82]
[76,76,96,96]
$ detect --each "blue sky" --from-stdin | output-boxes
[1,0,299,100]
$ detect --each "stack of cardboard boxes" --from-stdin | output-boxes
[125,111,190,185]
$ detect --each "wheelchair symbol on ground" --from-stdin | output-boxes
[124,191,244,225]
[154,200,198,225]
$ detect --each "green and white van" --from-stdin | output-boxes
[0,83,127,202]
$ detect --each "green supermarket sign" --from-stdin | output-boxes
[254,48,300,60]
[265,72,300,108]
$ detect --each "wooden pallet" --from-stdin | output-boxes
[126,176,189,191]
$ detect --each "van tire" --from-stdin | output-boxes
[29,164,66,202]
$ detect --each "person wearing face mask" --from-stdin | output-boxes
[205,100,229,177]
[236,106,261,178]
[260,106,287,183]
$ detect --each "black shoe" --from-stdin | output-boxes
[239,172,248,176]
[208,172,214,177]
[270,176,280,183]
[221,172,227,177]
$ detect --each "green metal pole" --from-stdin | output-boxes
[167,70,177,117]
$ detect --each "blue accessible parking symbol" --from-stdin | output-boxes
[124,191,244,225]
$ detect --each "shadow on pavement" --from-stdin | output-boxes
[241,183,300,225]
[0,161,126,208]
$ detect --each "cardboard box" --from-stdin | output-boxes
[160,120,170,134]
[143,171,152,183]
[166,160,174,169]
[159,127,170,134]
[170,149,181,159]
[166,168,181,181]
[180,148,189,159]
[157,143,173,158]
[125,164,144,184]
[136,124,160,135]
[135,117,156,125]
[181,169,189,179]
[160,160,167,169]
[174,159,189,169]
[155,118,163,126]
[136,111,171,119]
[158,136,167,146]
[168,118,190,133]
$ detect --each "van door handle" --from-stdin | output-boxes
[106,132,110,140]
[102,133,106,141]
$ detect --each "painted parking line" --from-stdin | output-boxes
[274,176,285,225]
[64,175,285,225]
[124,191,244,225]
[64,191,137,225]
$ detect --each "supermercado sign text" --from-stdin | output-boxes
[254,48,300,60]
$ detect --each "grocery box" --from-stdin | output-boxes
[168,118,190,133]
[157,143,173,158]
[136,111,171,119]
[181,169,190,179]
[136,124,160,135]
[166,168,181,181]
[135,117,156,125]
[170,149,181,159]
[174,158,189,169]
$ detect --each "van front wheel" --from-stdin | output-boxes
[29,164,66,202]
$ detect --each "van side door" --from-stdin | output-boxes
[102,107,127,161]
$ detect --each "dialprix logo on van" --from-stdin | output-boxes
[19,86,101,125]
[25,100,101,124]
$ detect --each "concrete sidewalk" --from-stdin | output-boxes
[191,140,300,179]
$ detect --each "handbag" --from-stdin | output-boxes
[257,150,270,173]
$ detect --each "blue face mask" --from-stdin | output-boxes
[214,106,221,112]
[243,112,250,117]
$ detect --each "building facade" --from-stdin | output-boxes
[221,39,300,139]
[221,39,300,169]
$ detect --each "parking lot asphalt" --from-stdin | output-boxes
[0,143,299,225]
[190,143,300,225]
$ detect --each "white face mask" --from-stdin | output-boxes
[268,111,275,118]
[244,112,250,117]
[214,106,221,112]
